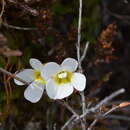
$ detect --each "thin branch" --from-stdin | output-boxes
[102,106,119,117]
[2,22,37,30]
[87,118,98,130]
[87,105,119,130]
[77,0,82,68]
[76,0,86,129]
[80,92,86,130]
[61,115,76,130]
[80,91,86,118]
[74,88,125,123]
[57,100,79,117]
[0,67,29,85]
[53,123,57,130]
[59,100,86,130]
[80,41,90,63]
[92,88,125,112]
[0,0,5,18]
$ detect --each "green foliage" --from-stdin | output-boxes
[0,58,6,67]
[51,2,74,16]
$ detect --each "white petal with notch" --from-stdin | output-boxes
[24,81,44,103]
[71,72,86,91]
[30,58,43,71]
[61,58,78,72]
[14,69,34,85]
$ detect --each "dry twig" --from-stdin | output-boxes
[0,0,5,18]
[2,22,37,30]
[80,41,90,63]
[87,105,119,130]
[72,88,125,127]
[0,67,30,85]
[61,115,76,130]
[57,100,79,117]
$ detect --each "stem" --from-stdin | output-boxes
[81,91,86,114]
[77,0,82,68]
[61,115,76,130]
[0,0,5,18]
[80,41,90,63]
[76,0,86,129]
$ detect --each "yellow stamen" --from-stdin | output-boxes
[34,71,46,85]
[54,71,73,85]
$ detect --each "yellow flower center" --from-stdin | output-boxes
[34,71,46,84]
[54,71,73,85]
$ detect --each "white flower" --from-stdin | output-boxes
[41,58,86,99]
[14,58,46,103]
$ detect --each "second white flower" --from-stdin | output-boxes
[41,58,86,99]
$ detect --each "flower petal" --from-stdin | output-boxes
[14,69,34,85]
[41,62,60,80]
[46,79,73,99]
[61,58,78,72]
[24,81,44,103]
[71,73,86,91]
[46,79,59,99]
[55,83,74,99]
[29,58,43,71]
